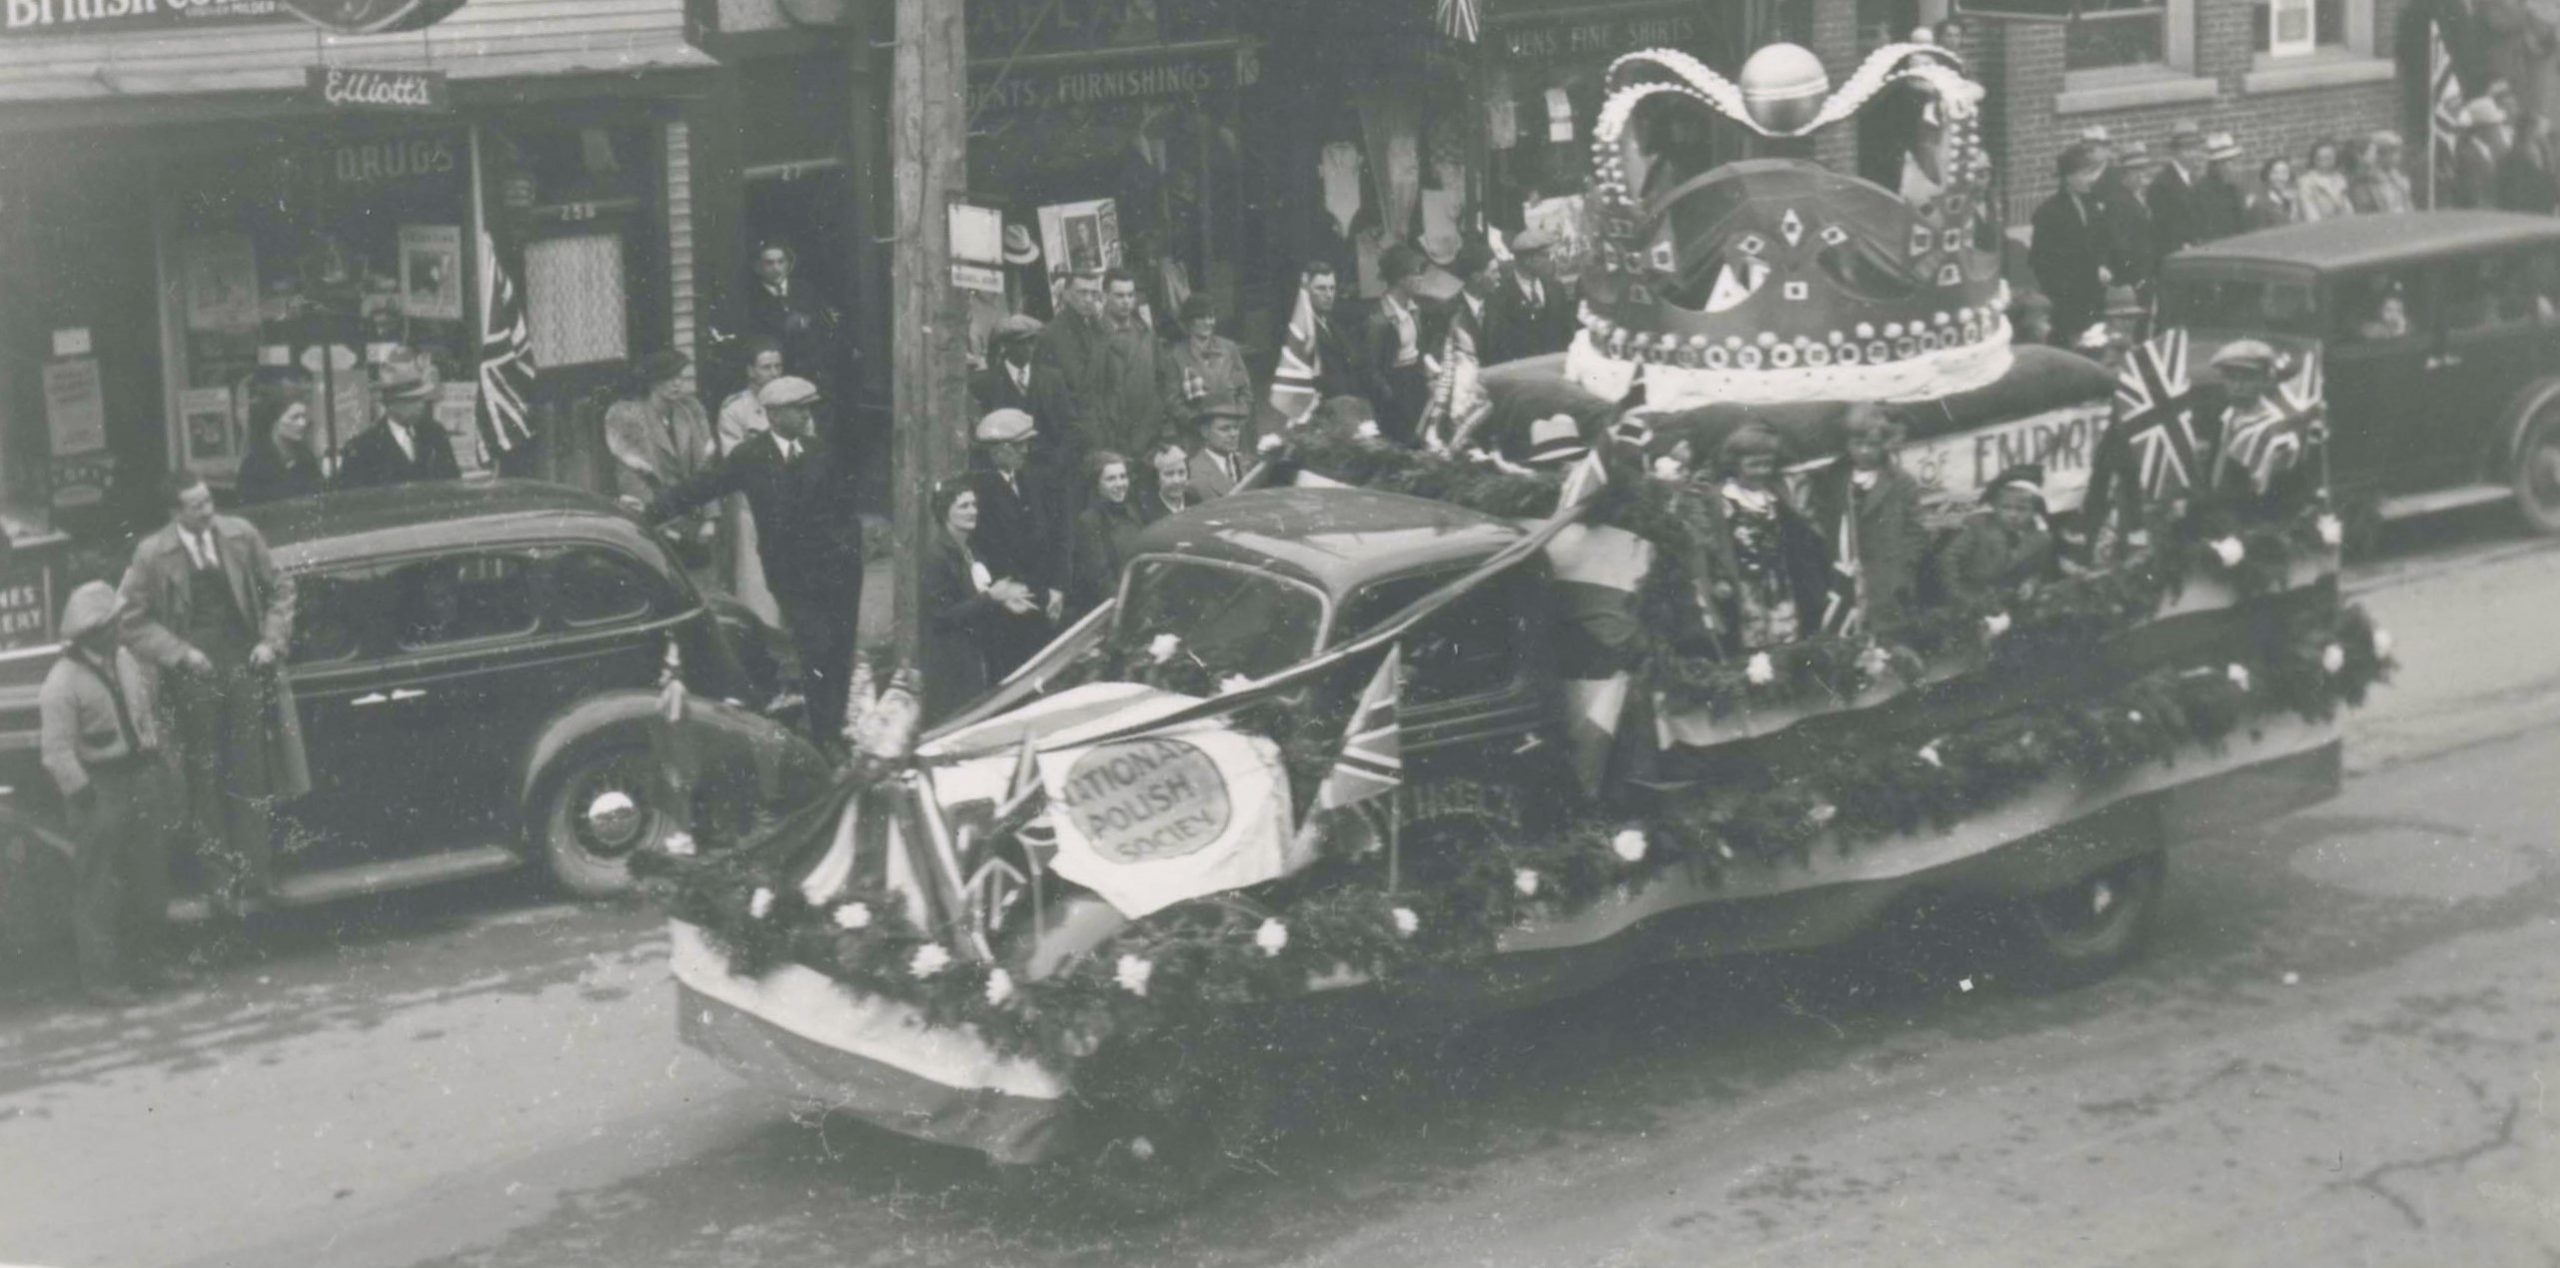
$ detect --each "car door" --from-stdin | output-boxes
[2435,246,2560,490]
[354,549,551,845]
[2321,264,2440,499]
[279,563,409,855]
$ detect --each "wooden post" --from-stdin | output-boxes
[889,0,972,663]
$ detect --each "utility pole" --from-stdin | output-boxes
[889,0,970,663]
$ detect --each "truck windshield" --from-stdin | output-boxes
[1113,557,1327,681]
[2156,276,2321,337]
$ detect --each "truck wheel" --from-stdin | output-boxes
[527,737,665,899]
[2004,850,2165,991]
[2512,401,2560,535]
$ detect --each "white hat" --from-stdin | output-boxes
[1524,414,1590,467]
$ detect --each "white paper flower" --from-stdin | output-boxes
[2373,628,2394,659]
[2210,536,2246,567]
[2127,710,2145,725]
[1611,828,1649,863]
[1650,456,1687,481]
[1219,673,1254,694]
[983,968,1015,1007]
[832,901,873,931]
[1391,907,1420,938]
[661,829,697,859]
[2227,663,2252,692]
[1809,803,1839,826]
[2321,643,2347,675]
[1745,652,1777,686]
[1983,611,2012,639]
[1257,433,1285,455]
[1148,633,1183,664]
[1254,918,1290,957]
[1128,1136,1157,1162]
[1354,420,1382,441]
[1857,645,1894,679]
[908,943,952,979]
[1716,842,1736,860]
[748,887,775,920]
[1114,953,1154,997]
[1916,743,1944,769]
[1514,868,1542,898]
[2315,514,2344,548]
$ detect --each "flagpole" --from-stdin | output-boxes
[467,123,491,472]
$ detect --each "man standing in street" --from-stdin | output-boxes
[2095,135,2157,296]
[745,242,850,409]
[42,581,186,1006]
[607,349,722,576]
[1032,267,1114,511]
[644,377,865,745]
[2197,133,2250,240]
[2031,143,2113,351]
[2148,122,2208,264]
[1161,295,1254,432]
[119,472,307,922]
[1097,268,1172,461]
[967,408,1063,678]
[715,337,786,626]
[1485,227,1577,364]
[1296,261,1367,403]
[971,314,1043,422]
[337,348,461,489]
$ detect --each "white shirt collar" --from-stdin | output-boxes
[387,417,416,462]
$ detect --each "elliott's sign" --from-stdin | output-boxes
[307,66,450,112]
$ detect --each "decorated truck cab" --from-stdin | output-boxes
[646,38,2393,1206]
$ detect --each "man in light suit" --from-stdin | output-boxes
[119,472,308,920]
[1188,403,1250,499]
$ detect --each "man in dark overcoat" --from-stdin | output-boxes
[966,408,1064,678]
[2031,142,2113,350]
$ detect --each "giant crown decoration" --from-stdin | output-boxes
[1567,40,2013,408]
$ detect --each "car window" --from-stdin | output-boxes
[2330,268,2431,346]
[2156,276,2319,337]
[390,553,538,650]
[289,570,373,666]
[2449,251,2547,334]
[1113,558,1326,681]
[1341,569,1523,705]
[552,548,658,629]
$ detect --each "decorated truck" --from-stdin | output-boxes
[641,40,2391,1206]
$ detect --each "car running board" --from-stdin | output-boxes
[166,843,526,923]
[2375,484,2513,521]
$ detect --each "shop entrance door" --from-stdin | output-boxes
[745,159,872,491]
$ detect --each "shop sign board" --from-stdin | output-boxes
[307,66,451,113]
[0,569,49,649]
[1493,6,1704,62]
[969,44,1244,114]
[3,0,285,38]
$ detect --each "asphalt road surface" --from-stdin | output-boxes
[5,515,2560,1268]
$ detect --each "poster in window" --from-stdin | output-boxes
[42,358,107,457]
[183,233,262,334]
[398,224,466,321]
[2268,0,2315,55]
[1039,199,1121,278]
[180,386,242,469]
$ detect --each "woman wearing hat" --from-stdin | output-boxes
[1160,294,1254,435]
[606,348,721,574]
[1942,465,2062,606]
[2297,138,2356,222]
[1707,422,1828,651]
[920,478,1038,723]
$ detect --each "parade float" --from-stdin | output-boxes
[641,40,2391,1206]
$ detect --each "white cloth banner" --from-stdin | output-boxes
[1037,723,1302,919]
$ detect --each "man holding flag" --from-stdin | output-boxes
[2213,342,2326,508]
[1268,261,1363,429]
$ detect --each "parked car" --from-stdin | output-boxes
[0,480,829,924]
[2156,211,2560,533]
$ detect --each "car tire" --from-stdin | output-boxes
[2002,850,2166,992]
[526,734,668,899]
[2511,399,2560,535]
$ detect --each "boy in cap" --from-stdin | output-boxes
[1943,464,2063,606]
[41,581,184,1006]
[338,346,461,489]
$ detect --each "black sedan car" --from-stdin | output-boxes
[0,480,829,920]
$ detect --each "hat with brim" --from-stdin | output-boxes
[757,375,822,409]
[637,348,690,386]
[377,350,440,401]
[58,580,122,642]
[1524,413,1591,468]
[1003,224,1041,266]
[2209,338,2279,378]
[2206,132,2243,162]
[2467,98,2508,129]
[975,407,1036,444]
[993,313,1044,344]
[1194,401,1251,424]
[1510,226,1558,255]
[1982,462,2047,507]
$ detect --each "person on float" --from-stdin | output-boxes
[606,348,722,576]
[118,471,308,923]
[1807,403,1929,635]
[714,336,786,626]
[1943,464,2064,606]
[1161,294,1254,442]
[1364,245,1433,445]
[1286,260,1368,403]
[1187,402,1250,499]
[1066,449,1146,619]
[337,348,461,490]
[2030,142,2113,350]
[965,408,1064,679]
[1706,421,1830,651]
[41,581,188,1007]
[1419,240,1502,450]
[919,479,1036,724]
[235,393,323,506]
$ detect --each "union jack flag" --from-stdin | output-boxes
[1317,645,1403,811]
[477,226,537,454]
[2109,329,2215,499]
[2220,350,2325,494]
[1268,284,1322,426]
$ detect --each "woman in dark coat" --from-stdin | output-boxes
[1067,449,1146,618]
[1805,404,1929,637]
[920,479,1036,724]
[235,397,324,505]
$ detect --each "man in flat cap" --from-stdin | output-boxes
[968,407,1065,677]
[971,314,1044,422]
[338,346,461,489]
[1485,226,1577,364]
[646,376,865,743]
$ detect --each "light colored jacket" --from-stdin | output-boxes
[117,515,311,799]
[39,647,160,797]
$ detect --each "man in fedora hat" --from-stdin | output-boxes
[2147,121,2209,262]
[2198,132,2249,239]
[608,348,722,574]
[1485,226,1576,364]
[647,376,866,743]
[119,471,308,923]
[1000,224,1051,322]
[337,346,461,489]
[967,407,1064,676]
[971,314,1045,422]
[41,581,184,1006]
[2458,97,2511,208]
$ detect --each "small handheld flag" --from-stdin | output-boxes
[1268,285,1323,426]
[1318,645,1404,811]
[2220,350,2325,494]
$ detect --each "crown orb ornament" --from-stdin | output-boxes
[1738,43,1831,132]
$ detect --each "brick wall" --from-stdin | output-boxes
[1988,0,2411,223]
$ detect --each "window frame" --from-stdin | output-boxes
[546,543,665,631]
[1337,566,1532,709]
[384,549,545,654]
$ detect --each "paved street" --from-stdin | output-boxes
[5,521,2560,1268]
